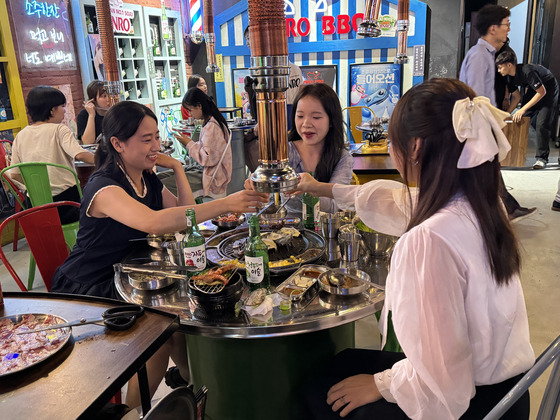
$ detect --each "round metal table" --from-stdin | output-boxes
[115,246,385,420]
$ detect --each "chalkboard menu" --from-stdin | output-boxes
[10,0,77,71]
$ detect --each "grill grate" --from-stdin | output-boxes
[189,278,225,294]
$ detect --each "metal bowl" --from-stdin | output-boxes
[128,271,177,290]
[318,268,372,295]
[358,230,397,257]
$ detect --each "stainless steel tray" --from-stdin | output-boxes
[276,265,329,301]
[0,313,71,377]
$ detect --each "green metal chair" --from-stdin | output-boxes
[0,162,83,289]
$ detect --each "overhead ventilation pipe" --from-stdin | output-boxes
[203,0,219,72]
[395,0,409,64]
[358,0,382,37]
[358,0,410,64]
[247,0,298,193]
[95,0,122,105]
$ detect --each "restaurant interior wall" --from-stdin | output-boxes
[6,0,86,133]
[421,0,462,79]
[212,0,428,112]
[0,0,27,141]
[71,0,189,153]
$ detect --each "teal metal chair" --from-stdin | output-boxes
[0,162,83,289]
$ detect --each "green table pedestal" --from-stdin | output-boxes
[186,323,355,420]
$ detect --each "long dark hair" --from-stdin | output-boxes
[25,86,66,123]
[187,74,205,90]
[288,83,346,183]
[182,87,229,137]
[389,78,520,285]
[95,101,157,170]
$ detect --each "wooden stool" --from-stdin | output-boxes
[501,116,530,167]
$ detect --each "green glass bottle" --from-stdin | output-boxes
[302,173,319,230]
[244,215,270,292]
[182,209,206,270]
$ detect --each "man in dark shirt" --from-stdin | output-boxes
[496,50,559,168]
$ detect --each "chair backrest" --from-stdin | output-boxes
[0,139,13,170]
[1,162,82,208]
[0,201,78,291]
[483,334,560,420]
[342,106,376,144]
[143,386,197,420]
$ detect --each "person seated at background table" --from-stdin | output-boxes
[77,80,110,145]
[180,74,209,120]
[174,87,232,199]
[246,83,353,214]
[294,78,534,419]
[9,85,94,224]
[51,100,267,409]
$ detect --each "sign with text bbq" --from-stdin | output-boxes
[10,0,77,71]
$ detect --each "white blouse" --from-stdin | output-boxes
[332,181,535,420]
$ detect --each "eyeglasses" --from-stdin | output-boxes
[497,22,511,28]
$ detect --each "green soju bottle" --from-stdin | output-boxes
[244,215,270,292]
[182,209,206,270]
[302,173,319,230]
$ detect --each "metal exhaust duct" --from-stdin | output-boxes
[203,0,219,73]
[247,0,298,193]
[394,0,409,64]
[95,0,122,105]
[358,0,382,37]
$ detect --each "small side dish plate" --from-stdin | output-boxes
[0,313,71,377]
[211,213,245,229]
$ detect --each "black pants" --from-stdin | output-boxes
[302,349,529,420]
[52,185,81,225]
[499,173,522,215]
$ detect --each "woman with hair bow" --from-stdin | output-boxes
[299,79,534,420]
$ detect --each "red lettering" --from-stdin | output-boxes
[322,16,335,35]
[337,14,351,34]
[286,18,297,37]
[297,17,310,36]
[352,13,364,32]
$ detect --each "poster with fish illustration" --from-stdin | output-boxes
[349,63,402,120]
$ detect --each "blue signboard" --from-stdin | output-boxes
[349,63,402,119]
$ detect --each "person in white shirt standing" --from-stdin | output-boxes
[297,78,535,420]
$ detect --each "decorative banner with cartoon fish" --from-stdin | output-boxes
[349,63,402,120]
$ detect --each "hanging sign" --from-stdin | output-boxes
[109,0,134,35]
[12,0,77,70]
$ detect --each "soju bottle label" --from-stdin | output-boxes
[183,244,206,269]
[313,201,320,225]
[245,256,264,283]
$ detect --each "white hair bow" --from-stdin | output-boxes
[452,96,511,169]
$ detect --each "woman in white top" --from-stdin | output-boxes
[297,78,534,419]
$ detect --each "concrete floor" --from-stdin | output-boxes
[1,132,559,419]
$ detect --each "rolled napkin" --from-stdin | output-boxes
[243,295,273,316]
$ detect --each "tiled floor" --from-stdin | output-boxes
[1,131,559,419]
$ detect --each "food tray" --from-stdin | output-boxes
[211,213,245,228]
[318,268,372,295]
[276,265,329,301]
[0,313,71,377]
